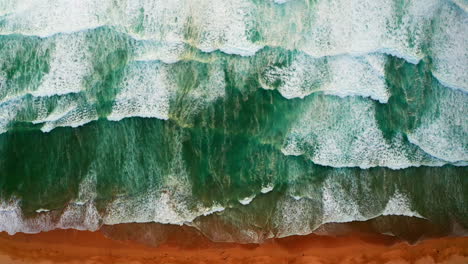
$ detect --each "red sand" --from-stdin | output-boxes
[0,229,467,264]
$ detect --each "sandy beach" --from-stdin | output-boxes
[0,226,467,264]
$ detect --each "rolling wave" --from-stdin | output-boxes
[0,0,466,244]
[1,44,466,168]
[0,0,466,91]
[1,166,465,242]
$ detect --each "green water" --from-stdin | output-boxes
[0,0,466,240]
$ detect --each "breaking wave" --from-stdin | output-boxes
[0,0,466,243]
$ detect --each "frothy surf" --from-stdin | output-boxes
[0,0,466,245]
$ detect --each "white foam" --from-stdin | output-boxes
[321,178,366,224]
[260,184,274,194]
[238,195,256,205]
[291,195,302,201]
[107,62,172,121]
[0,71,6,97]
[0,171,101,235]
[123,0,262,57]
[281,97,446,169]
[187,0,262,57]
[75,169,98,204]
[382,190,423,218]
[12,95,98,133]
[40,105,98,132]
[259,54,327,99]
[58,201,100,231]
[0,199,19,213]
[272,0,292,4]
[0,0,107,37]
[108,60,226,122]
[272,175,428,238]
[58,171,100,231]
[260,53,390,103]
[299,0,442,63]
[0,0,23,16]
[0,0,264,58]
[0,198,55,235]
[32,34,91,97]
[430,3,468,92]
[407,86,468,163]
[107,191,189,225]
[121,0,188,43]
[0,98,22,134]
[0,0,463,72]
[201,204,225,216]
[103,183,226,226]
[377,47,421,65]
[32,97,78,124]
[323,54,389,103]
[301,0,392,57]
[103,136,226,225]
[272,195,318,237]
[0,199,25,235]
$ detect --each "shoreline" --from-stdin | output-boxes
[0,226,467,264]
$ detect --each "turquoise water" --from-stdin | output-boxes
[0,0,466,241]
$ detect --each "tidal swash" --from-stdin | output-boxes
[0,0,467,250]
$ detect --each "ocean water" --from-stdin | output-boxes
[0,0,467,241]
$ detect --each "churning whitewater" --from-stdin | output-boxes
[0,0,467,242]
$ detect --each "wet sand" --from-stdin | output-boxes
[0,228,467,264]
